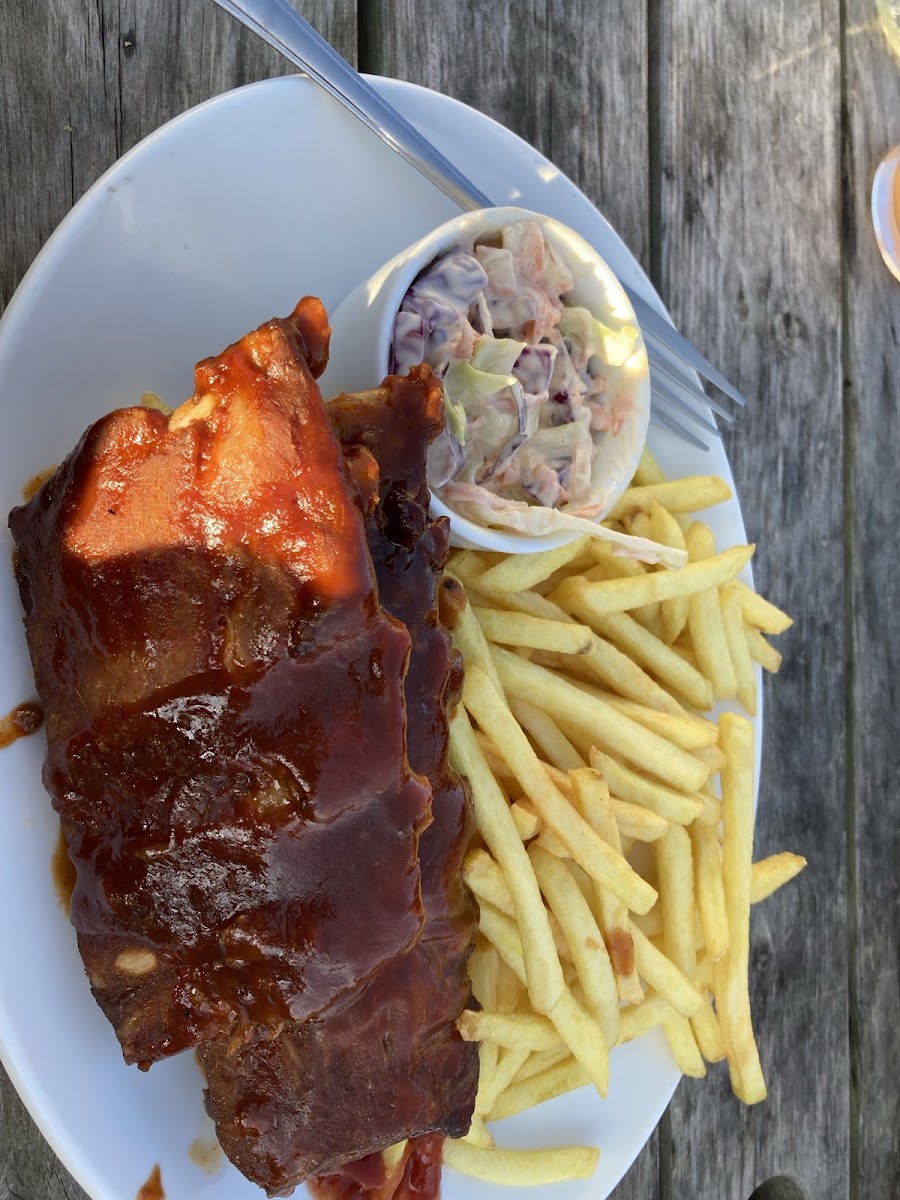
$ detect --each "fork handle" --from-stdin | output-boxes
[210,0,493,212]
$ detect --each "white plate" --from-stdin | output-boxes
[0,75,757,1200]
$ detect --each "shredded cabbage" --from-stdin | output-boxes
[391,219,651,544]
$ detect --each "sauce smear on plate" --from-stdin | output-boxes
[135,1164,164,1200]
[0,702,43,749]
[188,1137,224,1174]
[51,826,77,913]
[21,466,56,502]
[310,1134,444,1200]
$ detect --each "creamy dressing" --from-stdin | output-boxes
[391,220,640,526]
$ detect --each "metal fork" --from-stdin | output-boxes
[211,0,747,449]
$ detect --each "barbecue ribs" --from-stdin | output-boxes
[9,300,431,1068]
[201,367,478,1193]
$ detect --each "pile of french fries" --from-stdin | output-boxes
[435,447,805,1186]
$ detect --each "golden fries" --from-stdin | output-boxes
[476,536,592,593]
[457,1010,559,1052]
[685,523,738,701]
[730,578,793,634]
[589,750,703,825]
[464,666,657,914]
[714,715,767,1103]
[512,1042,571,1085]
[617,993,671,1043]
[554,543,753,616]
[477,904,608,1095]
[745,623,783,673]
[661,1012,707,1078]
[649,501,691,643]
[509,800,542,840]
[691,823,730,962]
[445,576,506,695]
[488,1057,589,1121]
[442,1140,600,1185]
[529,845,620,1048]
[555,602,715,711]
[440,450,801,1189]
[565,681,717,749]
[607,475,732,520]
[494,647,708,793]
[721,585,758,714]
[474,607,593,655]
[449,706,564,1014]
[750,852,808,902]
[508,697,585,772]
[630,924,704,1018]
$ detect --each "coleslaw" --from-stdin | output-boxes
[391,218,648,543]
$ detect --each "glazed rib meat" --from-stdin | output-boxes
[8,299,432,1069]
[200,366,479,1195]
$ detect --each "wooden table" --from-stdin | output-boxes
[1,3,897,1199]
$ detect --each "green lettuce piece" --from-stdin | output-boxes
[558,306,640,367]
[470,336,526,377]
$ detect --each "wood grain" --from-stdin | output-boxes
[656,2,849,1198]
[843,8,900,1200]
[0,0,356,311]
[365,0,651,272]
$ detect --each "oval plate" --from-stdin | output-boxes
[0,75,758,1200]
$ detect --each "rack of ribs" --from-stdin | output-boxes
[8,299,432,1068]
[8,300,478,1194]
[201,364,479,1194]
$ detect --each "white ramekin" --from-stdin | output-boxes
[320,206,650,554]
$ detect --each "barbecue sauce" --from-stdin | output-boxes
[135,1164,164,1200]
[0,702,43,748]
[22,466,56,502]
[51,826,77,913]
[188,1137,224,1174]
[310,1135,445,1200]
[8,305,432,1070]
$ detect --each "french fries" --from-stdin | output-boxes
[607,474,732,520]
[457,1010,560,1052]
[508,697,585,772]
[553,601,715,711]
[590,749,704,825]
[493,646,708,794]
[463,666,657,914]
[721,585,758,714]
[714,715,767,1103]
[443,1140,600,1185]
[751,852,808,902]
[649,500,691,643]
[553,543,753,616]
[529,845,620,1048]
[489,1058,589,1121]
[474,607,594,655]
[449,707,565,1015]
[436,449,801,1190]
[476,536,592,593]
[685,523,738,701]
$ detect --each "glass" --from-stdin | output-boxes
[872,147,900,281]
[877,0,900,60]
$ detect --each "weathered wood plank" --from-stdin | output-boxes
[843,8,900,1200]
[657,3,848,1199]
[364,0,650,271]
[0,0,357,312]
[0,5,357,1194]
